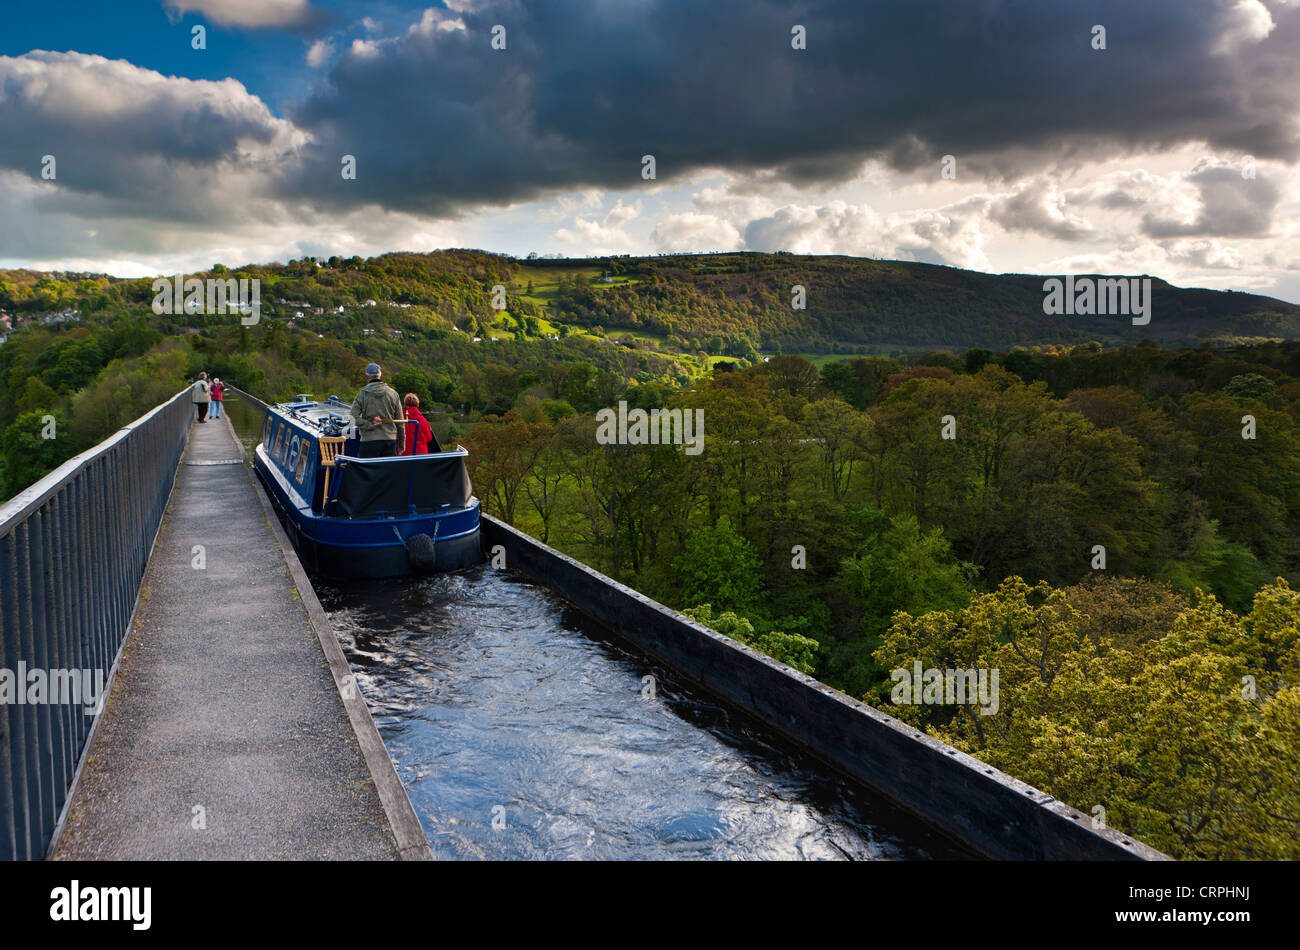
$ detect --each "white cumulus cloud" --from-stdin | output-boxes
[306,40,333,67]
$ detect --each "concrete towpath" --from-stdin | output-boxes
[52,413,425,859]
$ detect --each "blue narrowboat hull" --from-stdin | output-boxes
[253,397,483,578]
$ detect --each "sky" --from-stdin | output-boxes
[2,0,1300,303]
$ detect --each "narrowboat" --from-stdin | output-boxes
[252,395,482,577]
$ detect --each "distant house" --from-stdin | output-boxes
[363,328,375,336]
[364,299,377,307]
[388,328,403,337]
[313,307,324,315]
[295,311,304,319]
[334,306,345,313]
[471,337,482,343]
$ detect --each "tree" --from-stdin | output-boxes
[672,516,761,615]
[1181,393,1300,568]
[762,355,819,397]
[1,410,69,498]
[391,369,432,408]
[1058,574,1189,651]
[522,421,572,543]
[462,411,550,524]
[834,511,975,698]
[1222,373,1278,402]
[683,604,818,675]
[873,577,1300,859]
[562,362,598,412]
[457,365,483,409]
[800,397,871,500]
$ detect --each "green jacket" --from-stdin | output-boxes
[351,380,404,446]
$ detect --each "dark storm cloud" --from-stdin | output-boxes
[286,0,1300,216]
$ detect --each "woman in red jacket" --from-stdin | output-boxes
[209,377,225,419]
[401,393,435,455]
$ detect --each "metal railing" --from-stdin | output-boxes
[0,389,193,859]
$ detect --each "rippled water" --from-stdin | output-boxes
[317,566,970,861]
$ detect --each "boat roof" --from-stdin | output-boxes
[268,396,353,432]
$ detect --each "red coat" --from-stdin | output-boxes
[401,406,434,455]
[210,382,224,401]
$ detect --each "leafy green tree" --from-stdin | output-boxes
[834,511,975,697]
[800,397,871,500]
[672,515,761,615]
[540,399,576,423]
[1,410,69,498]
[874,577,1300,859]
[1181,393,1300,567]
[562,362,598,412]
[1222,373,1277,401]
[683,604,819,675]
[391,369,432,407]
[762,355,819,397]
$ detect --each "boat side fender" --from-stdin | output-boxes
[405,533,437,572]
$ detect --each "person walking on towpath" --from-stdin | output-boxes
[209,377,224,419]
[350,363,405,458]
[191,372,210,423]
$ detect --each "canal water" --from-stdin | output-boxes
[226,391,968,860]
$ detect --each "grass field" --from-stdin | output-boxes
[514,265,641,307]
[777,352,844,369]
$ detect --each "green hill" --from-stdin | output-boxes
[6,251,1298,359]
[521,252,1300,353]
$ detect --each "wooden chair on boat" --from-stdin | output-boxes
[318,436,347,510]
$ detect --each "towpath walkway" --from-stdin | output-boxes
[52,415,425,859]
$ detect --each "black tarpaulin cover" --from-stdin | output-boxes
[333,455,472,518]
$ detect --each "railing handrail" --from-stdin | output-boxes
[0,388,190,532]
[1,386,195,859]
